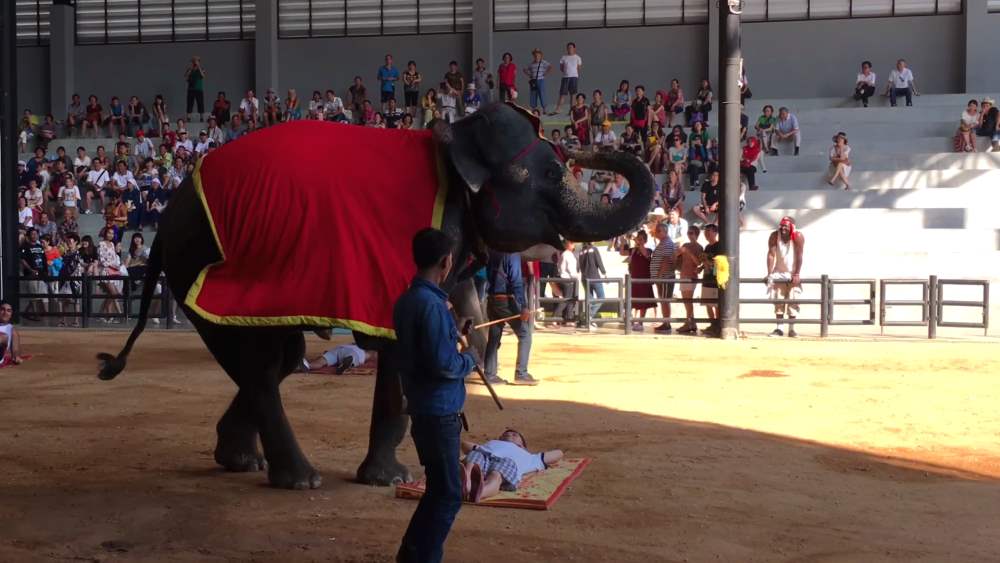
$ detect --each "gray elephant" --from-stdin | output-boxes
[98,103,654,489]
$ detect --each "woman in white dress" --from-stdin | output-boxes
[828,132,852,191]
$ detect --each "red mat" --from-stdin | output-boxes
[395,458,591,510]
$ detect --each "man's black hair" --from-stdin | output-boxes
[704,223,719,232]
[412,228,454,270]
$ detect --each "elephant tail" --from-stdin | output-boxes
[96,235,165,381]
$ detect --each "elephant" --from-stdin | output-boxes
[97,103,654,490]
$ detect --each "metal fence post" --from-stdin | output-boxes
[163,278,174,329]
[878,279,886,335]
[584,278,592,326]
[984,281,991,337]
[623,274,632,335]
[820,274,830,338]
[928,275,938,339]
[81,276,91,329]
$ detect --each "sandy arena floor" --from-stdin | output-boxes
[1,329,999,562]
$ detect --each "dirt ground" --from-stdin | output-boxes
[1,330,999,562]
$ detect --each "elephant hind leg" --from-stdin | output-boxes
[214,390,267,473]
[355,338,411,486]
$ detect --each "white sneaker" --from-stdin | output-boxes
[588,323,598,332]
[151,318,160,325]
[170,316,181,324]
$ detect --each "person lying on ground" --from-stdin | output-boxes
[302,343,372,374]
[460,428,564,503]
[0,301,24,366]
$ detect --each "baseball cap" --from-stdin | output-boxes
[137,129,145,137]
[17,160,26,166]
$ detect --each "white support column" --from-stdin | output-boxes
[49,1,75,116]
[255,0,279,97]
[472,0,494,97]
[708,3,720,91]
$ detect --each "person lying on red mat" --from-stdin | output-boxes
[460,428,564,503]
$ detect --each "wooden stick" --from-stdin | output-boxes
[473,314,522,330]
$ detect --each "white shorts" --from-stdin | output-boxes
[768,282,801,314]
[322,344,366,367]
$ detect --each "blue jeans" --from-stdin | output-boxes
[890,87,912,107]
[530,78,546,110]
[397,413,463,563]
[484,297,533,378]
[587,281,605,323]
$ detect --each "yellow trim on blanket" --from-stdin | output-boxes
[183,146,450,339]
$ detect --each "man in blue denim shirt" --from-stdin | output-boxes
[395,228,477,563]
[483,250,538,386]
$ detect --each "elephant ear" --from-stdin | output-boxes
[433,114,491,193]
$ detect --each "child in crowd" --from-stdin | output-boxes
[460,429,564,503]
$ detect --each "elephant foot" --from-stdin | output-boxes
[356,454,411,487]
[214,445,268,473]
[268,463,323,490]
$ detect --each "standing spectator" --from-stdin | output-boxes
[184,56,207,121]
[57,234,83,327]
[666,79,685,127]
[394,229,479,563]
[444,61,466,115]
[403,61,422,117]
[662,207,688,248]
[739,64,751,104]
[212,91,232,124]
[570,94,591,146]
[580,242,608,329]
[630,85,651,142]
[497,52,517,102]
[239,89,259,129]
[551,241,580,327]
[97,226,124,323]
[552,42,582,116]
[700,223,721,336]
[348,76,367,124]
[82,95,103,138]
[755,105,778,156]
[828,132,852,190]
[884,59,918,107]
[378,54,400,112]
[774,107,801,156]
[484,250,537,385]
[694,170,721,225]
[766,217,805,338]
[619,231,654,331]
[674,225,705,334]
[685,79,713,125]
[20,228,48,321]
[853,61,877,107]
[589,90,609,141]
[650,222,676,334]
[611,80,631,120]
[741,136,763,192]
[284,89,302,121]
[524,49,552,114]
[421,89,438,128]
[473,58,493,104]
[66,94,85,137]
[151,94,170,134]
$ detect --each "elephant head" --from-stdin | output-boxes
[434,103,654,252]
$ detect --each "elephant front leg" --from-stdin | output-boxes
[356,347,411,486]
[214,390,267,472]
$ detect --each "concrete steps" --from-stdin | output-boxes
[741,186,996,210]
[748,93,993,110]
[753,169,998,191]
[760,152,1000,172]
[739,208,992,231]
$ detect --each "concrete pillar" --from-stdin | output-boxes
[964,0,988,93]
[49,1,74,116]
[255,0,279,96]
[471,0,494,97]
[708,5,719,92]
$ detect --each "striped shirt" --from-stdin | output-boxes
[649,238,676,280]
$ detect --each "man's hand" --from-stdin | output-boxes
[791,273,801,286]
[520,308,531,322]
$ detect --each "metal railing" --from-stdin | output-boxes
[534,274,987,339]
[13,274,181,328]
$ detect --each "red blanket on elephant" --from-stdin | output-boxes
[186,120,447,339]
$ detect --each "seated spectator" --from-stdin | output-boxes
[611,80,631,120]
[593,120,617,151]
[53,146,73,171]
[828,132,853,190]
[112,160,137,193]
[755,105,778,155]
[239,89,259,128]
[603,172,629,202]
[667,136,688,175]
[166,157,187,190]
[977,97,999,151]
[145,178,169,229]
[620,124,643,156]
[24,180,45,224]
[284,89,302,121]
[66,94,85,136]
[774,107,801,156]
[82,95,103,138]
[884,59,918,107]
[954,122,977,153]
[694,170,721,224]
[667,125,688,146]
[661,171,684,215]
[58,206,80,242]
[562,125,582,151]
[400,113,415,130]
[35,212,57,243]
[134,129,156,161]
[126,96,149,136]
[0,301,24,366]
[650,90,668,132]
[420,88,437,128]
[646,136,667,174]
[463,83,481,115]
[307,90,325,120]
[226,114,246,143]
[853,61,877,107]
[195,130,213,155]
[666,79,685,126]
[741,136,763,191]
[206,117,225,146]
[687,136,709,187]
[17,196,33,230]
[106,96,127,138]
[84,159,110,214]
[460,429,564,503]
[686,79,713,125]
[176,129,194,154]
[589,90,609,140]
[549,129,562,146]
[437,83,458,123]
[58,175,81,220]
[212,91,231,124]
[37,114,57,151]
[262,89,281,127]
[385,99,405,128]
[369,112,386,129]
[323,89,347,122]
[113,141,137,172]
[152,94,170,134]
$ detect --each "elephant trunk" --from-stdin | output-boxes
[555,149,655,242]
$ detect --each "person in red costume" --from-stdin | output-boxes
[766,216,805,338]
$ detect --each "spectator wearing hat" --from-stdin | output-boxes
[552,43,582,116]
[524,48,552,114]
[594,120,617,151]
[463,84,481,115]
[134,129,156,161]
[195,130,213,155]
[828,132,852,190]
